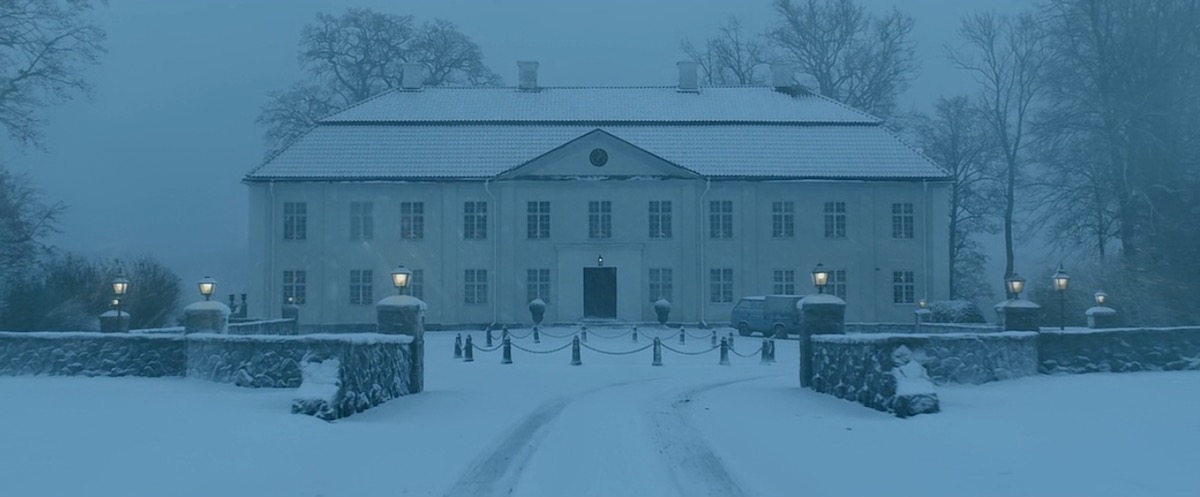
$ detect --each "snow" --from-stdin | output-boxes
[375,294,427,309]
[184,300,232,315]
[295,359,341,402]
[98,310,129,318]
[814,331,1037,342]
[894,360,937,396]
[1041,325,1200,335]
[1,327,1197,497]
[799,293,845,306]
[994,298,1042,309]
[188,332,413,344]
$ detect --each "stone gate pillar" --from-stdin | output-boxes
[798,294,846,388]
[377,295,426,394]
[994,299,1041,332]
[184,301,230,334]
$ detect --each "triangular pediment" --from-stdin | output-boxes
[495,129,702,180]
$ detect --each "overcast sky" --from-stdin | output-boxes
[4,0,1031,298]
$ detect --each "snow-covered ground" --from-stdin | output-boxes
[1,327,1197,497]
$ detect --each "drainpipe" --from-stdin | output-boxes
[923,180,930,301]
[268,181,276,318]
[698,178,711,325]
[485,178,498,327]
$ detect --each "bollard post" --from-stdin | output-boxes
[486,327,494,348]
[632,325,638,343]
[464,335,475,362]
[454,333,463,359]
[581,326,588,342]
[728,332,735,351]
[501,336,513,364]
[760,338,769,365]
[768,339,776,364]
[679,326,686,345]
[571,335,582,366]
[719,337,731,366]
[652,337,663,366]
[711,330,717,347]
[533,325,541,344]
[502,325,509,341]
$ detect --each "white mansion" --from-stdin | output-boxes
[244,61,950,326]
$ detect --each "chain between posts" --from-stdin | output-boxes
[470,342,504,353]
[684,330,711,339]
[730,345,764,358]
[510,341,575,354]
[659,343,720,356]
[579,342,655,356]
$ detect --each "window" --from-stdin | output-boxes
[350,270,373,305]
[710,268,733,303]
[892,202,915,239]
[588,201,612,239]
[709,201,733,238]
[526,269,551,304]
[400,202,424,240]
[824,201,846,238]
[350,202,374,240]
[771,201,794,238]
[463,202,487,239]
[649,201,672,238]
[282,270,306,305]
[283,202,306,240]
[464,269,488,304]
[830,269,847,300]
[893,271,915,304]
[527,201,550,239]
[409,269,424,300]
[772,269,796,294]
[649,268,673,302]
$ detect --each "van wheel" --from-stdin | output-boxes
[771,324,786,338]
[737,323,752,336]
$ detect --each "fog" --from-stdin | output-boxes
[4,0,1030,296]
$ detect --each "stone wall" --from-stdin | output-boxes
[809,332,1039,413]
[846,322,1001,334]
[1039,327,1200,374]
[227,318,298,336]
[0,332,185,377]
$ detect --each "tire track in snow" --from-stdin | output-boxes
[647,375,773,497]
[445,379,657,497]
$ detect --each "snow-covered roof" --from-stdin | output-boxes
[246,86,946,181]
[323,86,881,124]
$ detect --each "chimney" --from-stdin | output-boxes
[771,62,794,90]
[518,61,539,90]
[402,63,423,90]
[677,60,699,92]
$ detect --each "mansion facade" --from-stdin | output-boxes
[244,61,950,326]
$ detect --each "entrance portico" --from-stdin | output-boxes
[555,244,643,321]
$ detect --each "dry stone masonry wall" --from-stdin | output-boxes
[1039,327,1200,374]
[0,332,185,377]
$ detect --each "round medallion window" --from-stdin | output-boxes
[589,148,609,167]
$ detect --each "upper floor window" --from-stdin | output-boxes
[526,268,551,304]
[400,202,424,240]
[283,202,306,241]
[709,200,733,239]
[710,268,733,303]
[350,202,374,241]
[589,201,612,239]
[772,269,796,294]
[649,268,673,302]
[527,201,550,239]
[772,201,794,238]
[823,201,846,238]
[464,269,488,304]
[892,203,914,239]
[349,270,373,305]
[893,271,915,304]
[463,201,487,240]
[649,201,672,238]
[283,270,307,305]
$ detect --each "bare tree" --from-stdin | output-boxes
[259,9,500,154]
[0,0,106,148]
[949,12,1050,297]
[681,16,773,85]
[913,95,1000,300]
[0,165,62,283]
[768,0,917,120]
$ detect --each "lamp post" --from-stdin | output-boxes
[198,276,216,301]
[1052,264,1070,330]
[391,265,412,295]
[1006,272,1026,299]
[811,263,830,294]
[111,275,129,318]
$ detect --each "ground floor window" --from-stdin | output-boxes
[465,269,488,305]
[283,270,306,305]
[350,270,373,305]
[409,269,424,299]
[710,268,733,303]
[649,268,673,302]
[527,268,550,303]
[830,269,847,300]
[893,271,915,304]
[772,269,795,294]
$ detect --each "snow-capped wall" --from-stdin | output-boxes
[810,332,1039,414]
[845,322,1001,335]
[0,332,186,377]
[226,318,298,336]
[1039,327,1200,374]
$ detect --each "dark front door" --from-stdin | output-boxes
[583,267,617,318]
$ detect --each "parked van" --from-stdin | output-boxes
[730,295,804,338]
